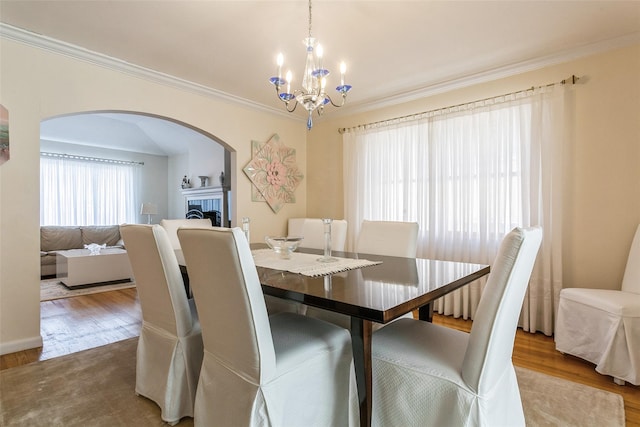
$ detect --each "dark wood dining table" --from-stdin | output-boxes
[254,246,489,427]
[177,245,490,427]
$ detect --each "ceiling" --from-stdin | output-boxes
[2,1,640,154]
[40,113,216,156]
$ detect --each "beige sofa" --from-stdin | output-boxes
[40,225,124,277]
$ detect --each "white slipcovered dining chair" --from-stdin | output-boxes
[371,226,542,427]
[177,226,359,427]
[288,217,348,251]
[119,224,203,425]
[356,220,419,257]
[160,218,212,298]
[159,218,213,250]
[305,219,419,329]
[555,224,640,386]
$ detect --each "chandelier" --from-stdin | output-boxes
[269,0,352,130]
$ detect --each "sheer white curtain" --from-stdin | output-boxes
[40,155,141,226]
[343,85,568,335]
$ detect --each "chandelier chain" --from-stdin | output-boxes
[308,0,313,39]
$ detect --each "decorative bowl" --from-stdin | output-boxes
[265,236,304,259]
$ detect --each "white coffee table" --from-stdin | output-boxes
[56,248,133,288]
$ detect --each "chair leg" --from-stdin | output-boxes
[613,377,625,386]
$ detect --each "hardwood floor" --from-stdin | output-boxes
[0,288,141,370]
[1,288,638,425]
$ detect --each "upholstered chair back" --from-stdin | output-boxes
[178,227,276,383]
[287,218,348,252]
[159,218,213,250]
[462,227,542,395]
[622,224,640,294]
[356,220,419,257]
[120,224,193,337]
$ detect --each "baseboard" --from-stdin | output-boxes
[0,335,43,356]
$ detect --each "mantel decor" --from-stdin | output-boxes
[243,134,303,213]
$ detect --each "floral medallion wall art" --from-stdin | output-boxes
[243,133,303,213]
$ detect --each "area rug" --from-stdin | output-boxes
[515,366,625,426]
[40,278,136,301]
[0,338,625,427]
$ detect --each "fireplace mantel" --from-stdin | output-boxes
[180,186,228,197]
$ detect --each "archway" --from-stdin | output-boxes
[37,111,236,355]
[40,110,236,228]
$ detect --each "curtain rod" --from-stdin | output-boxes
[338,75,579,134]
[41,151,144,166]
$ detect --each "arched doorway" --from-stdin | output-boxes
[40,110,235,228]
[37,111,235,356]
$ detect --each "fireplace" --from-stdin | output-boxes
[182,186,229,227]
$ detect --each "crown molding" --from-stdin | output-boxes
[334,32,640,117]
[2,23,638,123]
[0,23,301,123]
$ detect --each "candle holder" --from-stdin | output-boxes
[242,217,250,242]
[317,218,338,263]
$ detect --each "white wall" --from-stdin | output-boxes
[166,139,227,220]
[0,36,308,354]
[168,152,189,219]
[187,137,225,189]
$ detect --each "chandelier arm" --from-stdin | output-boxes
[325,94,348,108]
[285,100,298,113]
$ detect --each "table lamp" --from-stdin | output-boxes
[140,203,158,224]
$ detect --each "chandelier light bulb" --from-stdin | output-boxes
[286,70,292,94]
[277,53,284,79]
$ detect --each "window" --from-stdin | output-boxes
[40,153,141,226]
[343,85,567,334]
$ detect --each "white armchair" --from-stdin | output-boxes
[177,227,359,427]
[555,224,640,385]
[371,227,542,427]
[119,224,203,425]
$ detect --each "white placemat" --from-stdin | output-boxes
[252,249,382,277]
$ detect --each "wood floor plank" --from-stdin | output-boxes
[1,289,638,425]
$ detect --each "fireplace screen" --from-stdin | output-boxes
[186,198,221,226]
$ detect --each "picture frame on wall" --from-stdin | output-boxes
[0,104,9,165]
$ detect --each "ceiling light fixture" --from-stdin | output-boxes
[269,0,352,130]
